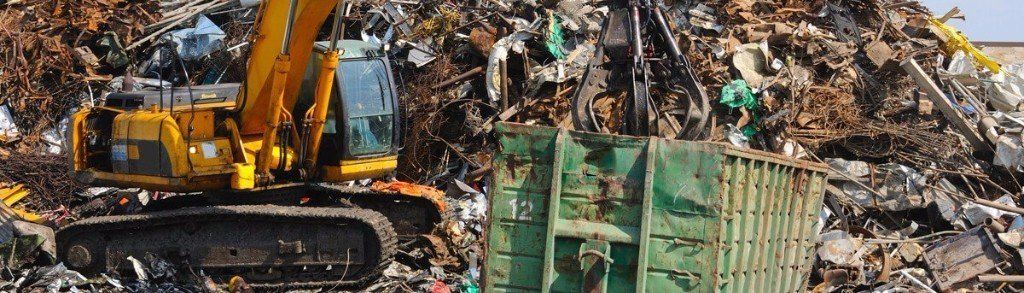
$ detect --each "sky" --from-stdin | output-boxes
[919,0,1024,42]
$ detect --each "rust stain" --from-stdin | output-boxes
[371,181,447,212]
[554,253,580,274]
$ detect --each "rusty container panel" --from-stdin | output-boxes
[483,123,829,292]
[924,225,1007,291]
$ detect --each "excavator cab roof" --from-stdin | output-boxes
[312,40,385,60]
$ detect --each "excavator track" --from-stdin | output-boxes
[56,205,397,289]
[144,184,445,236]
[309,184,444,236]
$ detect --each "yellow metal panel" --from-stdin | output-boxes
[122,111,173,141]
[86,171,232,192]
[170,101,236,111]
[112,110,191,177]
[231,163,256,190]
[929,19,1001,73]
[70,109,89,170]
[187,139,235,169]
[321,156,398,182]
[112,112,128,138]
[0,185,44,224]
[12,209,43,224]
[174,110,216,140]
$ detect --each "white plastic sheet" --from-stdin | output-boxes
[164,15,225,61]
[0,105,20,142]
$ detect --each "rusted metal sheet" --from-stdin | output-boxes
[924,225,1007,291]
[483,123,829,292]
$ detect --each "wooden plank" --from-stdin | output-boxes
[900,58,992,154]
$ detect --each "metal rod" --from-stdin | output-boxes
[158,48,165,111]
[499,59,509,111]
[628,5,642,134]
[281,0,299,54]
[430,67,484,90]
[629,6,644,65]
[341,0,353,37]
[651,7,684,63]
[898,270,937,293]
[327,0,345,51]
[979,275,1024,283]
[973,197,1024,215]
[627,4,652,136]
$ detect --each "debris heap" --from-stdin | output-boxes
[0,0,159,149]
[1,0,1024,291]
[352,0,1024,291]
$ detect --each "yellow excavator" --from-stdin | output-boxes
[57,0,444,288]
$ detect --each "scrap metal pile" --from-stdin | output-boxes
[0,0,159,153]
[1,0,1024,291]
[388,0,1024,290]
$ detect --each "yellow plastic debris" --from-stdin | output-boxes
[929,18,1001,74]
[10,208,42,223]
[0,184,45,224]
[0,184,29,206]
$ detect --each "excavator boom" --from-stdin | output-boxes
[238,0,336,136]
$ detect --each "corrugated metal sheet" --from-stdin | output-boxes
[484,123,828,292]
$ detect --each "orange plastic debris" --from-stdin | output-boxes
[371,181,447,212]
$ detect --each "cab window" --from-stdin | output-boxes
[338,59,394,156]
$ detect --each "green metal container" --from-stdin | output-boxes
[484,123,829,292]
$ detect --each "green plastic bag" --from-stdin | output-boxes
[720,80,761,137]
[460,281,479,293]
[545,14,566,60]
[720,80,758,110]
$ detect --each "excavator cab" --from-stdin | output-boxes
[296,40,400,182]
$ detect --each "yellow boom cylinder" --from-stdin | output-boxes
[303,50,340,174]
[255,55,292,182]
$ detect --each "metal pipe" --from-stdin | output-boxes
[430,67,484,90]
[985,217,1006,233]
[898,270,937,293]
[651,7,684,63]
[341,0,353,37]
[629,6,643,57]
[281,0,299,54]
[979,275,1024,283]
[327,0,344,51]
[974,197,1024,215]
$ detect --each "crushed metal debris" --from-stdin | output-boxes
[1,0,1024,291]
